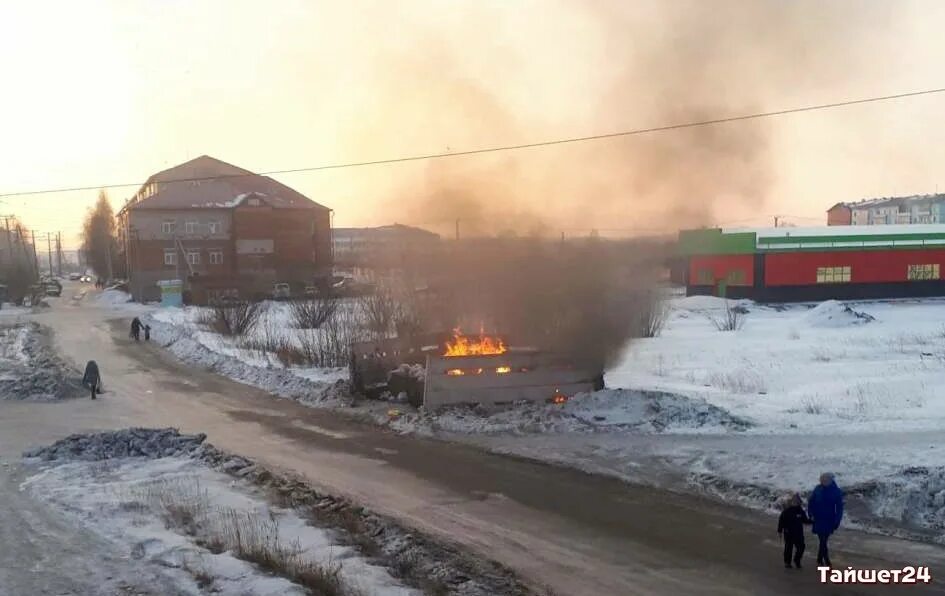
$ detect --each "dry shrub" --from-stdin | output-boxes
[710,301,745,331]
[357,286,397,340]
[631,290,668,338]
[202,301,263,336]
[135,478,355,596]
[290,296,339,329]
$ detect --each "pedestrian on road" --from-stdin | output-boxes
[144,324,151,341]
[130,317,141,341]
[808,472,844,568]
[82,360,101,400]
[777,493,811,569]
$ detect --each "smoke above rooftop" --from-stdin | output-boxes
[329,0,895,237]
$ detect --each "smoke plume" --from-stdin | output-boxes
[339,0,893,237]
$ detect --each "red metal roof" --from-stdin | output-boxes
[128,155,328,211]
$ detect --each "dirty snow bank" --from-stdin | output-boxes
[688,462,945,544]
[385,389,751,436]
[0,322,84,400]
[25,428,534,596]
[96,288,133,305]
[144,312,350,406]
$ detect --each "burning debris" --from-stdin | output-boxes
[443,327,506,357]
[350,238,665,409]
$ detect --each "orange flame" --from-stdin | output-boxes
[444,327,507,357]
[496,366,511,374]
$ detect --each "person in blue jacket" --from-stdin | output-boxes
[808,472,844,567]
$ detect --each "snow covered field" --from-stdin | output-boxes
[131,295,945,542]
[22,449,418,595]
[609,296,945,434]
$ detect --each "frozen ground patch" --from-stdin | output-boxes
[24,428,534,596]
[385,389,751,436]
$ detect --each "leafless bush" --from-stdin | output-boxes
[297,306,361,367]
[709,301,745,331]
[290,296,339,329]
[800,397,824,415]
[201,301,262,336]
[631,290,668,338]
[357,286,397,340]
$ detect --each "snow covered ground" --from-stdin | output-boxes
[125,295,945,542]
[22,453,418,596]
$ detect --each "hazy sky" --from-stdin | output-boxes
[2,0,945,248]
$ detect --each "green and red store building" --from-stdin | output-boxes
[678,225,945,301]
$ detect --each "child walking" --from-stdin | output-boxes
[778,493,811,569]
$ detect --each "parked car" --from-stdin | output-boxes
[44,281,62,297]
[272,283,291,300]
[68,273,81,281]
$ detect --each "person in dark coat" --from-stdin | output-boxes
[82,360,101,400]
[778,493,811,568]
[130,317,141,341]
[808,472,844,567]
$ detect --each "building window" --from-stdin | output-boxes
[184,220,197,234]
[187,251,200,265]
[816,266,851,283]
[209,250,223,265]
[163,249,177,266]
[907,264,940,281]
[208,221,221,235]
[696,269,714,285]
[248,198,261,206]
[162,220,176,234]
[726,270,746,285]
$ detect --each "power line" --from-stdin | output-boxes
[2,86,945,200]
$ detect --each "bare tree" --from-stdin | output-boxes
[80,190,119,280]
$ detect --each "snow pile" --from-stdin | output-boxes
[24,428,532,596]
[96,288,133,305]
[144,312,351,406]
[0,323,84,400]
[849,466,945,538]
[389,389,751,436]
[802,300,875,328]
[24,427,208,461]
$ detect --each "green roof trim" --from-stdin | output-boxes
[759,232,945,246]
[678,229,756,255]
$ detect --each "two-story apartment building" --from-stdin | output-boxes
[117,156,331,303]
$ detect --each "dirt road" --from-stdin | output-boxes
[2,286,944,595]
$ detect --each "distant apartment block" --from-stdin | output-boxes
[827,194,945,226]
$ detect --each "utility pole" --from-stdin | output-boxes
[30,230,38,277]
[455,218,460,241]
[56,232,62,277]
[106,240,114,281]
[773,215,780,228]
[2,217,13,272]
[46,233,53,275]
